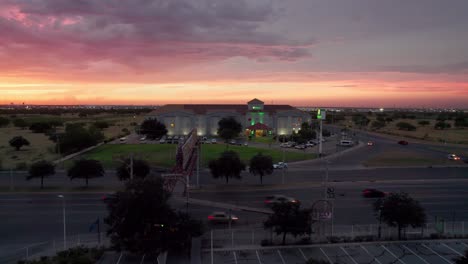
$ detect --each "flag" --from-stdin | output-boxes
[89,218,99,232]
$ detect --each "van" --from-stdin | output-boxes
[339,140,354,146]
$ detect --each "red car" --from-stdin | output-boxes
[362,189,387,198]
[398,140,409,145]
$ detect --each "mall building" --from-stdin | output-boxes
[146,99,310,137]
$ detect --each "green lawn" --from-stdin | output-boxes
[80,143,316,168]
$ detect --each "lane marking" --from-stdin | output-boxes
[233,251,238,264]
[402,245,430,264]
[319,248,333,264]
[256,250,262,264]
[340,247,358,264]
[140,254,145,264]
[298,248,308,261]
[381,245,406,264]
[462,242,468,248]
[360,245,382,264]
[277,249,286,264]
[442,243,463,257]
[115,252,123,264]
[422,244,453,264]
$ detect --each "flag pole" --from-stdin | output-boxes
[97,218,101,245]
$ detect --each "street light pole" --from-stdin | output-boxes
[57,195,66,249]
[282,148,285,184]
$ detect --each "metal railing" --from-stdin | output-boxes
[0,233,109,264]
[205,221,468,249]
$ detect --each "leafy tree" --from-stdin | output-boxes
[396,122,417,131]
[0,116,10,127]
[249,153,273,184]
[68,159,104,187]
[9,136,30,151]
[418,120,430,126]
[104,178,203,256]
[374,192,426,239]
[371,120,386,129]
[454,249,468,264]
[352,114,370,128]
[264,202,312,245]
[298,122,316,141]
[455,116,468,128]
[217,117,242,143]
[27,160,55,189]
[13,118,28,129]
[434,121,451,130]
[116,158,150,181]
[93,121,110,129]
[140,118,168,139]
[59,124,104,154]
[29,122,52,133]
[209,151,246,183]
[385,117,394,123]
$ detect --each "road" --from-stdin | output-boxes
[1,128,467,258]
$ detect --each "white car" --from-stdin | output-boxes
[140,136,146,141]
[159,138,166,144]
[119,137,126,142]
[273,162,288,169]
[264,195,299,206]
[448,154,461,161]
[207,211,238,224]
[211,138,217,144]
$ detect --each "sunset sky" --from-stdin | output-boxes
[1,0,467,107]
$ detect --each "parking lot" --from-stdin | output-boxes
[203,240,468,264]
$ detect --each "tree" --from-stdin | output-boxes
[209,151,246,183]
[0,116,10,127]
[249,153,273,184]
[27,160,55,189]
[418,120,430,126]
[396,122,417,131]
[374,192,426,239]
[13,118,28,129]
[140,118,168,139]
[298,122,316,141]
[68,159,104,187]
[116,158,150,181]
[435,121,451,130]
[9,136,30,151]
[352,114,370,128]
[264,202,312,245]
[217,117,242,143]
[59,124,104,154]
[454,249,468,264]
[104,178,203,256]
[93,121,110,129]
[371,120,386,129]
[29,122,52,133]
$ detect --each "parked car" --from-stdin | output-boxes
[207,211,238,224]
[119,137,127,142]
[211,138,217,144]
[398,140,409,145]
[273,162,288,169]
[264,195,299,206]
[362,188,387,198]
[448,154,461,161]
[295,144,306,150]
[159,138,166,144]
[140,136,146,141]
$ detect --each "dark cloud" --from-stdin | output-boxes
[379,61,468,74]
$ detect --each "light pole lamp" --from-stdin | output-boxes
[57,195,67,250]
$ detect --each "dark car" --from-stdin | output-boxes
[398,140,409,145]
[362,189,387,198]
[207,211,238,224]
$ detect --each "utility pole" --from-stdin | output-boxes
[196,144,200,188]
[281,148,285,184]
[319,118,323,157]
[130,153,134,180]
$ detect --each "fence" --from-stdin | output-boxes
[0,233,110,264]
[204,221,468,249]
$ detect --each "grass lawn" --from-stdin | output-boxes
[0,126,59,170]
[363,150,452,167]
[80,143,317,168]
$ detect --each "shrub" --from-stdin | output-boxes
[396,122,417,131]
